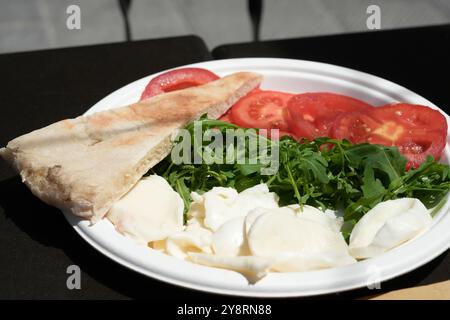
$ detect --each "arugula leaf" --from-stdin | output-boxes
[361,166,385,202]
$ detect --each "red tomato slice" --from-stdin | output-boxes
[229,91,293,130]
[218,113,232,123]
[397,132,446,170]
[331,103,448,169]
[287,92,372,140]
[220,112,293,139]
[140,68,219,101]
[258,129,293,140]
[331,111,383,143]
[370,103,447,132]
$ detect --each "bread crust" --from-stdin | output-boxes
[0,72,262,222]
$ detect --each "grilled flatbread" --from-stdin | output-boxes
[0,72,262,222]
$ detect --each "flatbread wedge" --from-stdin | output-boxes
[0,71,262,222]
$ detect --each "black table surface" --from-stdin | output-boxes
[1,28,449,300]
[213,24,450,115]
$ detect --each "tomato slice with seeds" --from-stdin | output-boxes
[229,90,293,130]
[286,92,372,139]
[397,132,446,170]
[140,68,219,101]
[331,111,382,144]
[370,104,447,133]
[331,103,448,169]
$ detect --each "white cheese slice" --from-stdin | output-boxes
[197,187,239,231]
[107,175,184,245]
[165,223,213,260]
[212,216,250,256]
[188,253,272,283]
[196,184,279,231]
[349,198,432,259]
[293,205,343,233]
[248,207,355,271]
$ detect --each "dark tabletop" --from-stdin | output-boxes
[214,24,450,114]
[0,28,449,300]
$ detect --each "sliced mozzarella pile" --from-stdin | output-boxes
[108,175,433,283]
[163,184,278,264]
[149,184,354,282]
[107,175,184,245]
[349,198,432,259]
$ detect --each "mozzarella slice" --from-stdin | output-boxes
[349,198,432,259]
[248,208,347,256]
[165,223,213,260]
[248,207,355,271]
[201,187,239,231]
[188,253,272,283]
[188,191,206,220]
[107,175,184,245]
[212,217,250,256]
[237,184,280,220]
[293,205,343,233]
[197,184,279,231]
[244,207,268,234]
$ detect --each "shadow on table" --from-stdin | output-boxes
[0,176,215,300]
[0,175,447,300]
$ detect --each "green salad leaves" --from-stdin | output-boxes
[152,117,450,231]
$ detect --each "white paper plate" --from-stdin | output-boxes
[64,58,450,297]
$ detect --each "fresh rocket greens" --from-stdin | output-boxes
[151,117,450,229]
